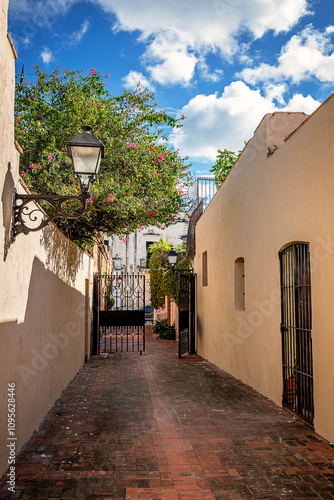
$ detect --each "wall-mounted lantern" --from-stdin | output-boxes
[167,249,178,268]
[12,126,104,241]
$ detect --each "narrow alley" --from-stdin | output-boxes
[1,329,334,500]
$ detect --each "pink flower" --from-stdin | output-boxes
[116,179,119,183]
[48,155,53,159]
[107,73,111,76]
[140,226,144,230]
[17,118,20,122]
[134,166,138,170]
[157,158,162,162]
[21,171,24,176]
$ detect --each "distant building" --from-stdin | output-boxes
[108,220,187,275]
[107,177,217,274]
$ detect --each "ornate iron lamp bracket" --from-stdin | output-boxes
[12,189,89,241]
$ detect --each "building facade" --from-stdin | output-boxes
[0,0,94,476]
[195,101,334,443]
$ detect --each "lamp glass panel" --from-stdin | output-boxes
[71,145,101,174]
[168,255,177,265]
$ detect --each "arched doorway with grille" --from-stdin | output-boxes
[279,242,314,425]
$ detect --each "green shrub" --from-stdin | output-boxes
[153,318,176,340]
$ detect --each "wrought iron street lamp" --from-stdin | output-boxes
[66,126,103,190]
[167,249,178,268]
[12,126,104,241]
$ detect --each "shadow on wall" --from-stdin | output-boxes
[0,256,87,378]
[41,223,84,287]
[0,256,88,476]
[1,163,14,261]
[1,162,84,284]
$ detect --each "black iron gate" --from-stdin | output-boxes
[92,273,146,354]
[178,271,196,358]
[279,242,314,425]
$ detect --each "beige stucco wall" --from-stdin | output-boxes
[196,101,334,443]
[0,0,93,477]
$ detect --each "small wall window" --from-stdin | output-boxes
[235,257,245,311]
[202,251,208,287]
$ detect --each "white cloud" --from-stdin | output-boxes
[69,19,90,45]
[239,24,334,85]
[283,93,321,113]
[265,83,287,105]
[22,36,32,47]
[122,70,155,91]
[197,57,224,82]
[40,47,53,64]
[103,0,309,86]
[144,34,197,86]
[9,0,79,26]
[9,0,309,86]
[103,0,307,86]
[171,81,320,161]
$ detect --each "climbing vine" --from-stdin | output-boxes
[149,239,191,309]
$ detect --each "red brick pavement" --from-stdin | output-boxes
[1,327,334,499]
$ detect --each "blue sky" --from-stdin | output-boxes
[7,0,334,176]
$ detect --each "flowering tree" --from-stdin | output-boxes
[15,66,192,245]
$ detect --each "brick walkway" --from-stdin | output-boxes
[1,328,334,500]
